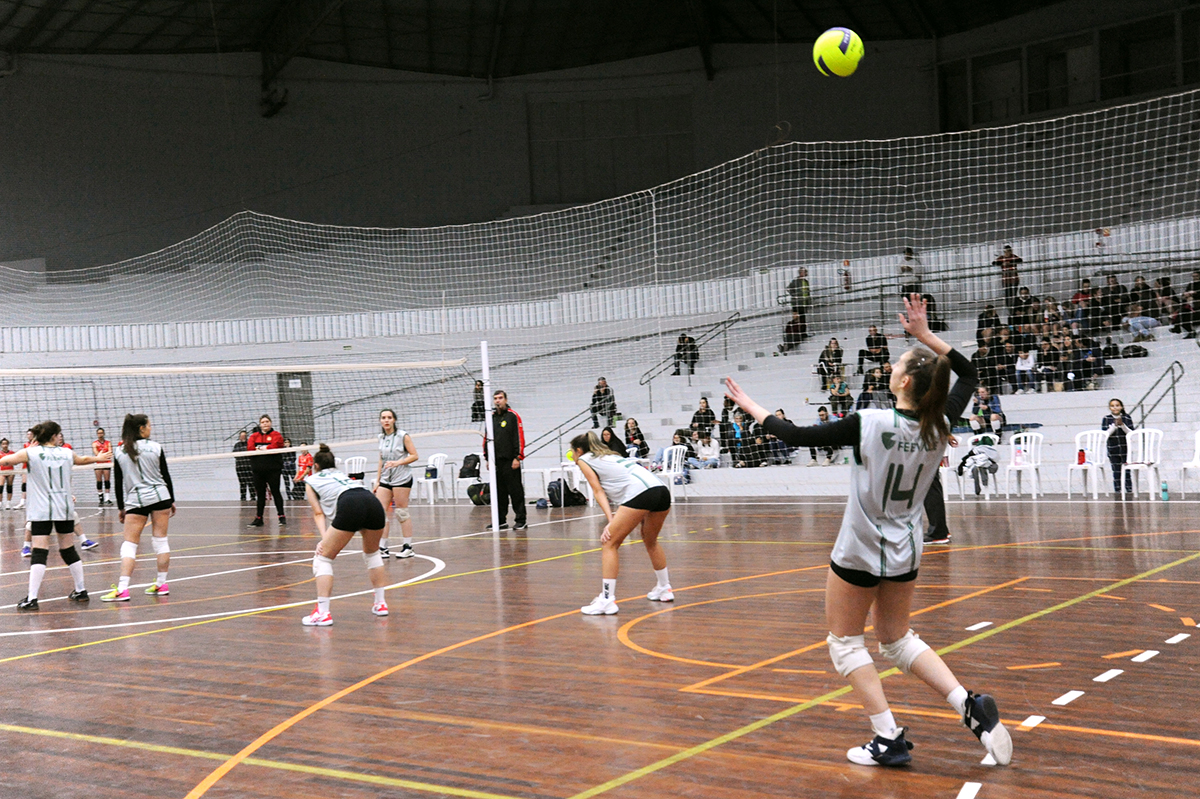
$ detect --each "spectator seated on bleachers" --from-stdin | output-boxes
[689,397,716,436]
[1014,346,1037,394]
[855,325,889,374]
[1121,303,1160,342]
[806,406,837,467]
[778,312,806,354]
[816,338,843,389]
[652,430,695,470]
[828,370,852,416]
[969,386,1005,434]
[689,431,721,469]
[766,409,794,465]
[1099,275,1128,332]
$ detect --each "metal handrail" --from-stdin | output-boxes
[1131,360,1185,427]
[523,407,592,461]
[639,311,742,411]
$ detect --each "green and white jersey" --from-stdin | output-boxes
[306,469,363,518]
[579,453,663,506]
[832,408,942,577]
[378,431,412,485]
[25,445,75,522]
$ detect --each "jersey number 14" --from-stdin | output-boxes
[881,463,924,512]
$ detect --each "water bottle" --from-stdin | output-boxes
[1077,449,1086,465]
[1161,481,1169,502]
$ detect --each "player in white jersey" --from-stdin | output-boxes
[0,420,112,610]
[373,408,419,559]
[726,296,1012,769]
[570,431,673,616]
[100,414,176,602]
[302,444,390,625]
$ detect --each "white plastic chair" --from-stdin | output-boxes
[1066,430,1110,500]
[662,445,688,499]
[1004,432,1044,498]
[954,434,998,501]
[1122,428,1163,500]
[938,442,955,501]
[414,453,448,504]
[1180,431,1200,499]
[343,456,368,480]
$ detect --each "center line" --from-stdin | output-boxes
[956,783,983,799]
[965,621,992,631]
[1094,669,1123,683]
[1131,650,1159,662]
[1053,690,1085,705]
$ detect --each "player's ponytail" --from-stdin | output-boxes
[31,420,61,445]
[570,431,617,458]
[313,443,336,472]
[121,414,149,459]
[908,346,951,451]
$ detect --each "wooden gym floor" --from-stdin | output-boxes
[0,497,1197,799]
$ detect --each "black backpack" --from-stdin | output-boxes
[548,479,587,507]
[467,482,490,506]
[459,453,480,479]
[1121,344,1149,358]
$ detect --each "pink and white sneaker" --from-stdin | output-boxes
[144,582,169,596]
[371,601,389,617]
[301,606,333,626]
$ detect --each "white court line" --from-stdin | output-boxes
[1131,650,1159,662]
[1019,715,1046,729]
[1166,633,1191,644]
[1093,669,1123,683]
[965,621,993,631]
[956,783,983,799]
[1052,690,1085,705]
[0,555,445,638]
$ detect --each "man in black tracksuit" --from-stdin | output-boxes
[484,390,526,531]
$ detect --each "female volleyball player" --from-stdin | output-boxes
[302,444,390,626]
[0,421,111,610]
[100,414,176,602]
[725,295,1012,768]
[93,427,113,505]
[570,431,672,616]
[0,438,14,510]
[374,409,419,559]
[247,415,286,528]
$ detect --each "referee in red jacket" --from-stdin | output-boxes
[484,390,526,531]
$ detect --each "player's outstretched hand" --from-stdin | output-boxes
[724,376,751,410]
[898,293,930,338]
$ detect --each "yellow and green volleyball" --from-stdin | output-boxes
[813,27,864,77]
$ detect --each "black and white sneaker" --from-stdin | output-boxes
[16,596,38,611]
[963,690,1012,765]
[924,533,951,545]
[846,728,914,766]
[68,589,90,603]
[378,545,391,559]
[396,543,415,559]
[486,522,509,531]
[513,521,528,531]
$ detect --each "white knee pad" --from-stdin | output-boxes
[313,554,335,577]
[120,541,139,560]
[878,629,931,675]
[363,550,384,569]
[394,507,411,524]
[151,536,170,555]
[827,632,874,677]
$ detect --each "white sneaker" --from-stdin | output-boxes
[806,460,819,467]
[822,457,832,466]
[647,585,674,602]
[580,595,619,615]
[301,606,333,626]
[16,499,24,509]
[371,601,389,616]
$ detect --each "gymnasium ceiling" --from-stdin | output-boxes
[0,0,1069,84]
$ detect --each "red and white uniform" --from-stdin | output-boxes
[93,439,111,457]
[0,449,13,472]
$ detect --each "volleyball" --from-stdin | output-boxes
[813,27,864,77]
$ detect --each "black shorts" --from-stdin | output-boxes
[29,520,75,536]
[330,488,386,532]
[126,498,174,516]
[379,478,414,490]
[830,560,919,588]
[622,485,671,512]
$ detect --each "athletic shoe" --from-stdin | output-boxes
[247,518,264,527]
[647,585,674,602]
[20,545,31,558]
[372,601,389,616]
[278,515,287,526]
[105,499,115,506]
[378,545,391,559]
[924,534,951,545]
[580,595,619,615]
[16,596,38,611]
[16,500,24,509]
[822,457,833,466]
[396,543,415,559]
[963,691,1012,765]
[513,521,529,531]
[68,589,89,603]
[806,460,819,467]
[486,522,509,531]
[301,607,333,627]
[101,585,131,602]
[145,582,169,596]
[79,539,99,551]
[846,728,914,766]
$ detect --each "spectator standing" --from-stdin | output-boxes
[778,312,806,354]
[247,415,286,528]
[786,267,811,337]
[992,245,1023,310]
[817,338,844,390]
[1101,398,1136,494]
[624,418,650,459]
[689,431,721,469]
[471,380,486,423]
[689,398,716,436]
[856,325,890,374]
[233,430,255,502]
[673,332,698,376]
[483,390,526,531]
[601,427,628,457]
[281,438,296,499]
[590,377,617,429]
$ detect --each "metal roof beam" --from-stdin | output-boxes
[260,0,348,88]
[128,1,197,52]
[171,0,240,52]
[83,2,144,52]
[6,0,72,52]
[685,0,715,81]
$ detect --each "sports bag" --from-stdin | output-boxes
[467,482,490,506]
[459,453,480,478]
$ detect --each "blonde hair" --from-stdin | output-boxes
[570,431,618,458]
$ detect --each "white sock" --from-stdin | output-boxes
[157,572,168,586]
[402,537,412,546]
[947,685,969,715]
[317,597,331,615]
[118,575,131,593]
[869,709,899,739]
[374,587,386,604]
[602,578,616,601]
[654,567,670,588]
[69,561,85,591]
[379,538,389,550]
[28,564,46,599]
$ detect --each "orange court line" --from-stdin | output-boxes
[1149,603,1177,612]
[1013,587,1053,592]
[1183,617,1197,626]
[1103,649,1144,659]
[1097,594,1126,600]
[1006,662,1061,670]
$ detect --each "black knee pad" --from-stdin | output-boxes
[31,548,49,566]
[59,546,80,565]
[96,480,104,491]
[104,478,111,489]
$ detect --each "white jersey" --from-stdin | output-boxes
[378,431,412,485]
[24,445,75,522]
[579,453,663,506]
[305,469,364,518]
[113,439,172,509]
[831,409,943,577]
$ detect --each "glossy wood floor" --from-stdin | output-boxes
[1,496,1197,799]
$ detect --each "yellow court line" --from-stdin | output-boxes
[563,550,1200,799]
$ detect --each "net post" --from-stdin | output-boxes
[481,340,501,534]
